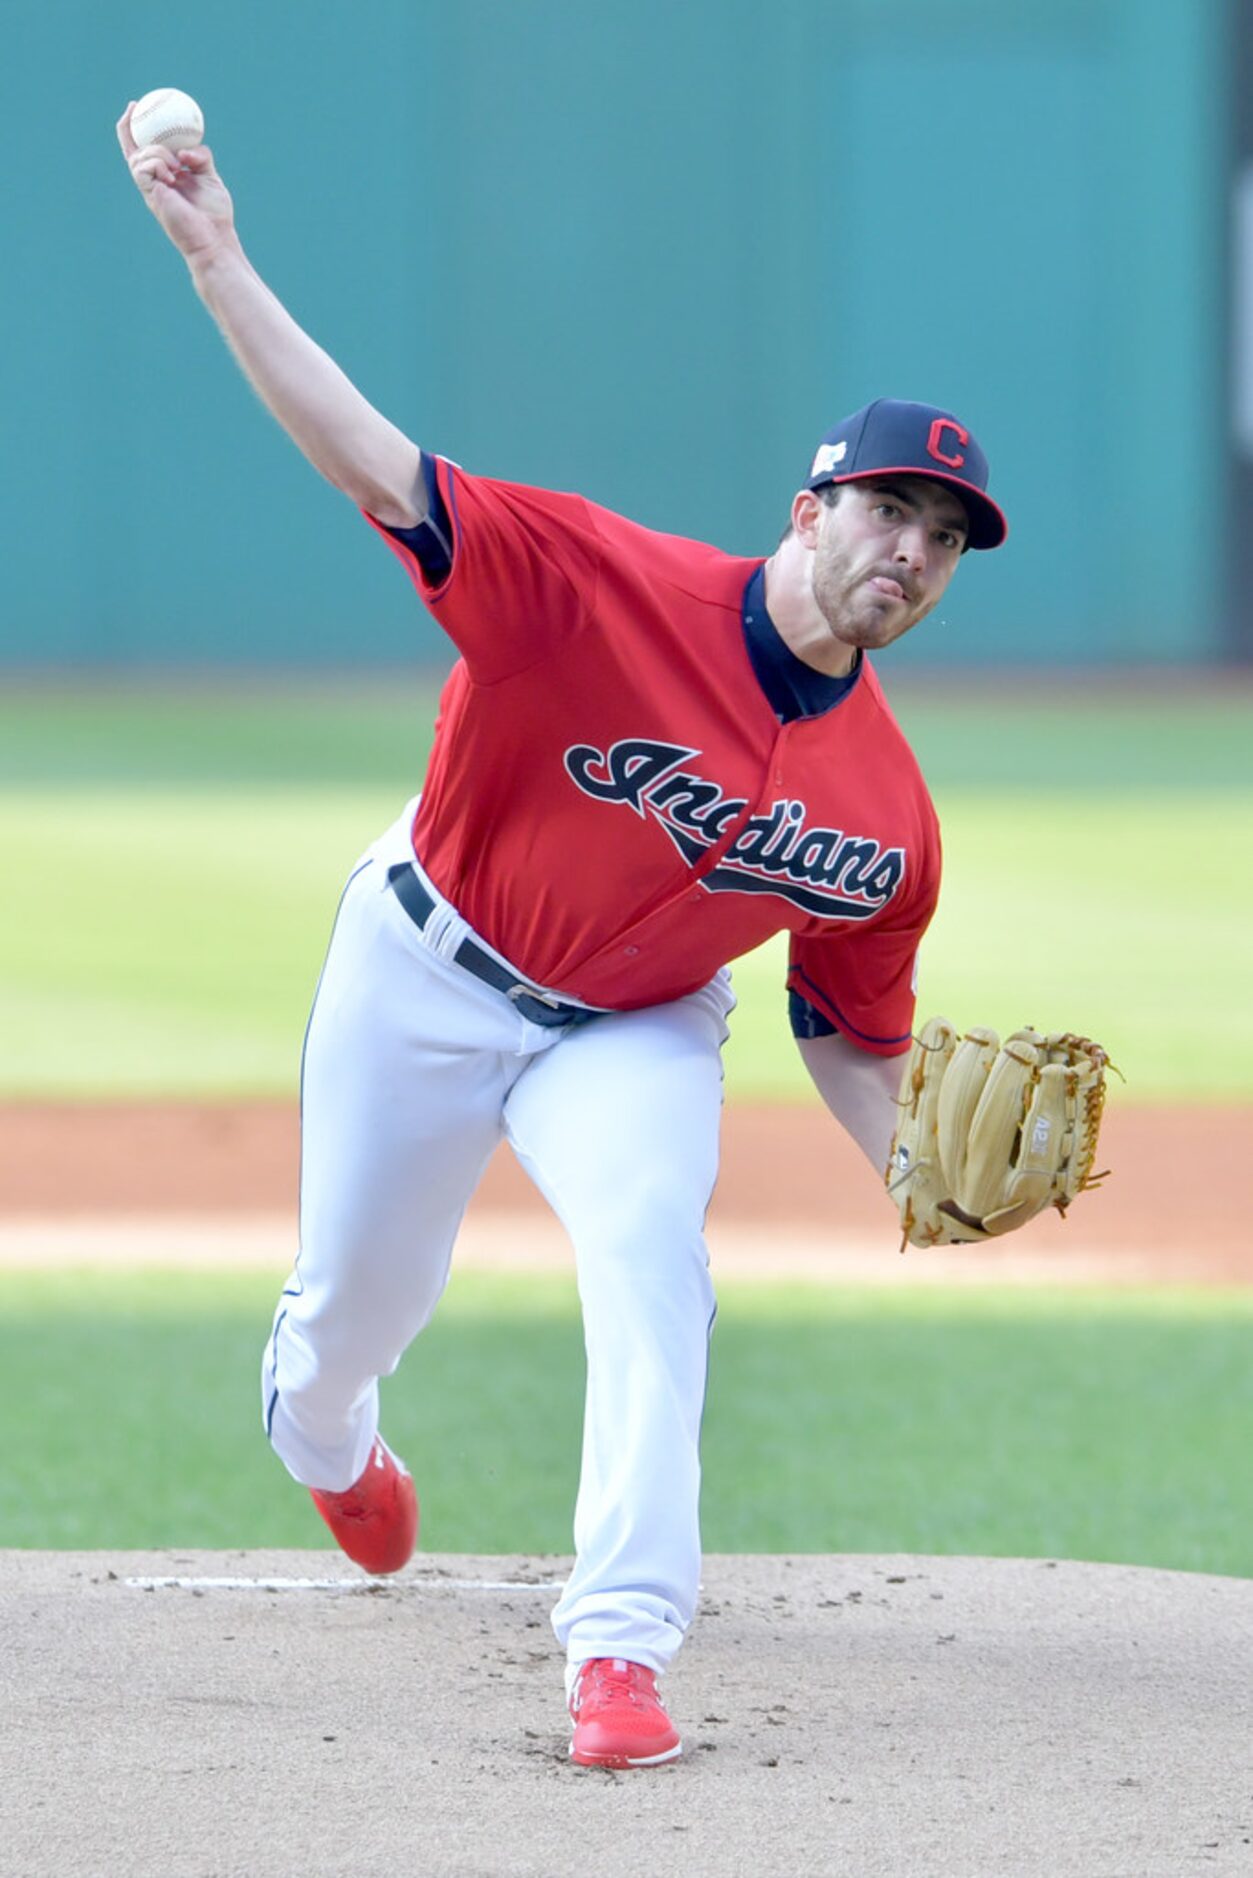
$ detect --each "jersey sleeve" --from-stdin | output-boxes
[786,860,938,1057]
[363,457,602,684]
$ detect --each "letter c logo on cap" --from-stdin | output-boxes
[927,419,968,469]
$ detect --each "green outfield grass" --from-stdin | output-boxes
[4,680,1251,792]
[0,1269,1249,1575]
[2,681,1251,1100]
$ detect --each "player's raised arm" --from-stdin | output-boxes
[115,98,425,528]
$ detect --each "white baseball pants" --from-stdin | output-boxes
[262,805,734,1673]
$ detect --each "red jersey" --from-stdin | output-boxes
[366,459,941,1055]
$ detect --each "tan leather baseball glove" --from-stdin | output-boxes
[886,1017,1111,1249]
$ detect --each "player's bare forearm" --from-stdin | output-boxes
[187,240,424,524]
[118,101,423,527]
[796,1031,902,1174]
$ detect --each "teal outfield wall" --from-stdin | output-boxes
[0,0,1231,667]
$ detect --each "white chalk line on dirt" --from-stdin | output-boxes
[125,1575,565,1593]
[0,1210,1191,1285]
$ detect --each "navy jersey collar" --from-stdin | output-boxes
[741,564,862,723]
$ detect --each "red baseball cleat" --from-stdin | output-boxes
[568,1658,683,1768]
[309,1436,418,1574]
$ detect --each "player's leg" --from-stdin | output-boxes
[502,972,734,1680]
[262,852,531,1497]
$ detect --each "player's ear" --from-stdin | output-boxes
[790,488,825,548]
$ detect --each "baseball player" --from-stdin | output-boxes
[119,106,1007,1770]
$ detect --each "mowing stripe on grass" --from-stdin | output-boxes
[3,1270,1249,1574]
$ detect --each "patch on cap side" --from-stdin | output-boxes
[810,440,848,477]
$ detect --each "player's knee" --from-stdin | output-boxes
[577,1183,708,1265]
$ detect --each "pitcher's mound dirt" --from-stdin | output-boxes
[3,1549,1249,1878]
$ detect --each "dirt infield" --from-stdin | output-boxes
[1,1100,1247,1283]
[3,1548,1250,1877]
[4,1106,1249,1873]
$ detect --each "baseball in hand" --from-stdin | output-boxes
[131,88,205,152]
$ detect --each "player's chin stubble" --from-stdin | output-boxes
[815,577,923,653]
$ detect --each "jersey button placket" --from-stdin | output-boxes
[773,724,788,793]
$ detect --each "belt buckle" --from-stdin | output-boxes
[507,983,564,1012]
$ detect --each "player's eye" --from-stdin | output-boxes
[874,501,900,520]
[936,529,960,550]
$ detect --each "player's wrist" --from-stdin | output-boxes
[185,228,247,288]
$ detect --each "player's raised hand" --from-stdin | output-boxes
[116,102,236,263]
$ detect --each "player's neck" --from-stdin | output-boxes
[761,549,859,679]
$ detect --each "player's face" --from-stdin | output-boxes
[807,478,968,653]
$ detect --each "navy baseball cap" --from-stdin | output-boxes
[806,398,1008,550]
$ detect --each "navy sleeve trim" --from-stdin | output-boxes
[788,989,837,1039]
[787,964,913,1050]
[380,453,454,584]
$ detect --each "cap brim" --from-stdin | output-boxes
[812,465,1008,551]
